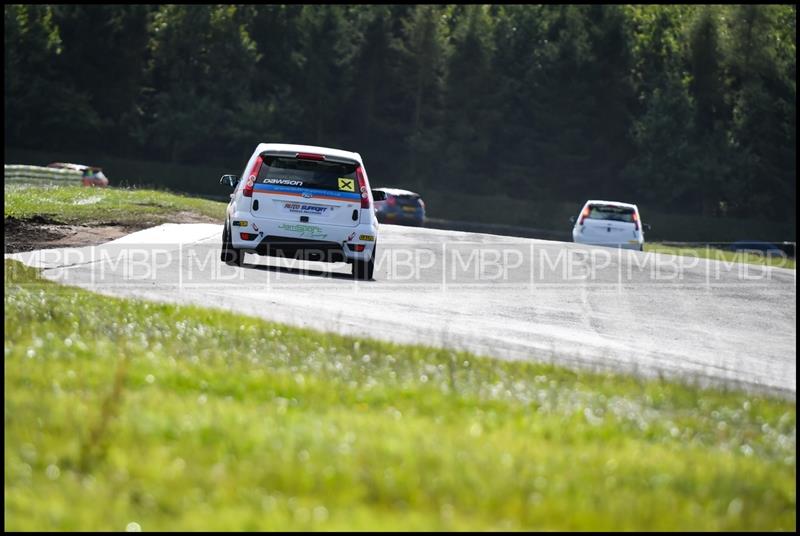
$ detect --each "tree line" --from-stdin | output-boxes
[5,5,796,222]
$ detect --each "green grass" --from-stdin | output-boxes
[4,184,226,225]
[646,242,795,270]
[4,259,796,531]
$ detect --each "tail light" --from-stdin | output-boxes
[239,232,257,240]
[578,206,590,225]
[243,156,263,198]
[355,166,370,209]
[296,152,325,161]
[632,212,640,231]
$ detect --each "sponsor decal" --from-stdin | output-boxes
[253,183,361,201]
[346,232,356,242]
[337,177,355,192]
[252,223,259,231]
[283,202,328,216]
[278,223,327,240]
[232,220,248,226]
[265,178,304,186]
[359,234,375,242]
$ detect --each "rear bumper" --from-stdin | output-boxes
[377,210,425,226]
[228,212,377,262]
[573,228,643,250]
[573,239,643,251]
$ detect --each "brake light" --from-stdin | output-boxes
[355,165,370,209]
[239,232,257,240]
[296,152,325,161]
[243,156,263,198]
[632,211,639,231]
[578,206,590,225]
[243,176,255,198]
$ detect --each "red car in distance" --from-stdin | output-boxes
[47,162,109,187]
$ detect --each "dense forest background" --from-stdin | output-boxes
[5,4,796,225]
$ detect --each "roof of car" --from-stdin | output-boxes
[586,200,638,209]
[255,143,362,164]
[48,162,89,171]
[373,188,420,197]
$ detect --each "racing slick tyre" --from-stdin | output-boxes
[352,244,376,280]
[220,222,244,267]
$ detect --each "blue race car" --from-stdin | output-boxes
[373,188,426,226]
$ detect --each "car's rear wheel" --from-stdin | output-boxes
[352,245,376,280]
[220,222,244,267]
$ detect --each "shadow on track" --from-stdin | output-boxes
[239,259,372,282]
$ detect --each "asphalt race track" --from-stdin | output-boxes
[8,223,796,396]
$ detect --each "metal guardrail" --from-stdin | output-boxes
[660,241,797,258]
[424,218,795,256]
[4,164,83,184]
[423,217,572,241]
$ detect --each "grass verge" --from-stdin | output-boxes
[4,184,226,225]
[645,242,795,270]
[4,259,796,531]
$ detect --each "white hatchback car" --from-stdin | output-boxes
[219,143,379,279]
[571,200,650,251]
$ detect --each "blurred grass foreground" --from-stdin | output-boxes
[4,259,796,530]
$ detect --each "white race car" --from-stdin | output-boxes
[571,200,650,251]
[220,143,379,279]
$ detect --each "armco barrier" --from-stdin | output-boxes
[4,164,83,184]
[424,218,795,257]
[422,217,572,241]
[661,241,797,258]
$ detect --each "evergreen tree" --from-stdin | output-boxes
[5,5,99,149]
[440,5,498,194]
[723,5,795,221]
[139,5,260,163]
[392,4,448,188]
[3,5,795,223]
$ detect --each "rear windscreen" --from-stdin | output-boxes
[256,155,358,192]
[389,194,420,205]
[587,204,635,223]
